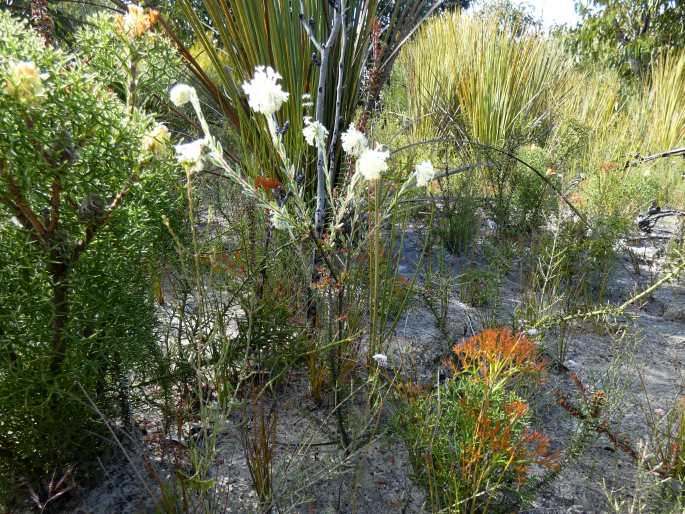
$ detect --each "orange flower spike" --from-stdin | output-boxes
[452,328,544,383]
[254,175,282,191]
[505,400,529,421]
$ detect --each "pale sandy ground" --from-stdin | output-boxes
[64,217,685,513]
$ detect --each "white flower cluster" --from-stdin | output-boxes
[302,116,328,148]
[339,124,391,182]
[356,144,390,182]
[340,124,367,158]
[414,160,435,187]
[115,4,158,41]
[3,60,48,104]
[169,83,195,107]
[168,84,208,172]
[241,66,289,116]
[372,353,388,368]
[175,138,205,173]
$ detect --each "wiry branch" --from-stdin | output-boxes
[299,0,324,54]
[0,160,49,249]
[432,162,494,182]
[328,0,347,170]
[48,176,61,234]
[381,1,446,72]
[625,145,685,168]
[70,173,138,263]
[392,137,588,225]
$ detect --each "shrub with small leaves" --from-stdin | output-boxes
[397,329,556,513]
[0,12,181,492]
[74,8,181,110]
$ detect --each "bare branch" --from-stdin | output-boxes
[313,8,342,238]
[0,160,49,247]
[328,0,347,169]
[299,0,324,54]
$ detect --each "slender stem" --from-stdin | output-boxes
[328,0,347,176]
[126,53,138,113]
[368,186,374,356]
[374,181,380,348]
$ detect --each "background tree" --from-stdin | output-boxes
[569,0,685,78]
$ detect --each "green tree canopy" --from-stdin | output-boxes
[569,0,685,78]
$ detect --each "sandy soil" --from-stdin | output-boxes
[61,217,685,514]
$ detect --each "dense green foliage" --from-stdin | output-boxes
[74,11,181,110]
[569,0,685,78]
[0,11,181,489]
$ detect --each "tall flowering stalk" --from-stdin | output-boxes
[112,4,160,112]
[171,67,436,445]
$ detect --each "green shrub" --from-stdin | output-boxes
[459,266,501,308]
[74,9,181,111]
[396,329,555,513]
[510,144,558,235]
[0,12,181,492]
[550,217,625,304]
[434,175,480,256]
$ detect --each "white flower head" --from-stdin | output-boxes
[174,138,205,172]
[270,210,290,231]
[169,83,196,107]
[142,123,170,158]
[242,66,289,115]
[372,353,388,368]
[526,328,539,337]
[414,160,435,187]
[4,61,48,104]
[357,144,389,182]
[341,123,368,158]
[302,117,328,147]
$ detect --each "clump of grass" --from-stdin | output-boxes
[459,266,501,308]
[400,10,571,235]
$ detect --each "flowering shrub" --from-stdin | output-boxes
[397,329,556,512]
[167,65,435,449]
[0,12,180,488]
[451,328,547,385]
[169,64,434,235]
[74,7,180,110]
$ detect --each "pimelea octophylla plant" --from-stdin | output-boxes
[170,67,436,447]
[171,67,436,370]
